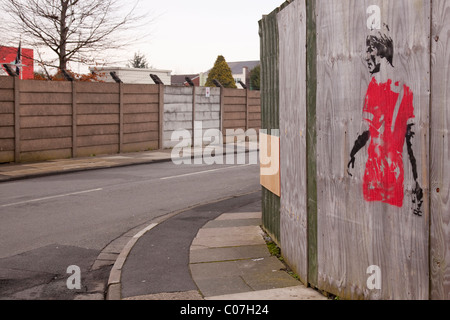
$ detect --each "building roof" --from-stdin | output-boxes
[227,61,260,74]
[171,74,199,86]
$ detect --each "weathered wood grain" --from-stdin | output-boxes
[430,0,450,300]
[259,6,281,244]
[315,0,430,300]
[278,0,309,285]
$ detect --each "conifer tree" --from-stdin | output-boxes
[205,55,237,88]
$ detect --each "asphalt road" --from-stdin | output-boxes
[0,153,261,300]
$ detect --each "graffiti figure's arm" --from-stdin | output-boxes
[406,123,423,216]
[347,130,370,177]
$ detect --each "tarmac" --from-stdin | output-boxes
[0,144,328,301]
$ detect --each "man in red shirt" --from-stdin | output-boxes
[348,31,423,216]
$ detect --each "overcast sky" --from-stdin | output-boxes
[129,0,282,75]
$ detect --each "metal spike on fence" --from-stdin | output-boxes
[2,64,18,77]
[110,71,123,83]
[185,77,195,87]
[212,79,223,88]
[150,74,164,85]
[61,69,74,82]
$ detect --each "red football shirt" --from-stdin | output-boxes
[362,78,415,207]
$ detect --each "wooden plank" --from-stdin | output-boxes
[0,76,14,89]
[222,120,246,129]
[0,139,14,151]
[315,0,430,300]
[20,149,72,163]
[306,0,319,289]
[77,145,119,157]
[20,104,72,116]
[124,113,159,124]
[223,105,246,113]
[0,127,14,139]
[20,80,72,93]
[430,0,450,300]
[21,137,72,152]
[223,88,247,97]
[123,103,159,114]
[0,151,14,163]
[77,104,119,115]
[0,101,14,113]
[0,114,14,126]
[76,92,119,104]
[20,92,72,105]
[123,131,159,144]
[121,141,158,153]
[77,134,119,148]
[0,89,14,102]
[223,96,247,105]
[77,124,119,137]
[123,93,159,104]
[260,132,281,197]
[259,6,281,244]
[21,127,72,140]
[123,84,160,94]
[223,112,246,120]
[77,114,119,126]
[76,82,118,94]
[124,122,159,134]
[278,0,309,285]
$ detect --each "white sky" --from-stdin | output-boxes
[127,0,283,75]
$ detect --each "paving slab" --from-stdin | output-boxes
[206,286,329,301]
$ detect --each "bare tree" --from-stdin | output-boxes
[1,0,151,72]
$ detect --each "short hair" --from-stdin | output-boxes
[366,32,394,67]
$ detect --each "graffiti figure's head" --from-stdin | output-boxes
[366,31,394,75]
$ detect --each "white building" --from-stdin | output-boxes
[90,66,172,85]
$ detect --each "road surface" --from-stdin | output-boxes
[0,153,260,299]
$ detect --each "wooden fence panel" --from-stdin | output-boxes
[122,84,160,152]
[0,77,15,163]
[0,77,258,163]
[260,7,281,244]
[19,81,73,161]
[76,82,120,157]
[430,0,450,300]
[278,0,308,285]
[315,0,430,300]
[248,91,261,130]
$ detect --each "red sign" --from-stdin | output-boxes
[0,45,34,80]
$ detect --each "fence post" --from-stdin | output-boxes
[14,77,20,163]
[246,88,250,132]
[72,81,78,158]
[119,82,124,153]
[158,84,164,149]
[220,87,224,138]
[306,0,318,288]
[192,86,196,147]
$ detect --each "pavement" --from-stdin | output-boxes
[0,144,328,301]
